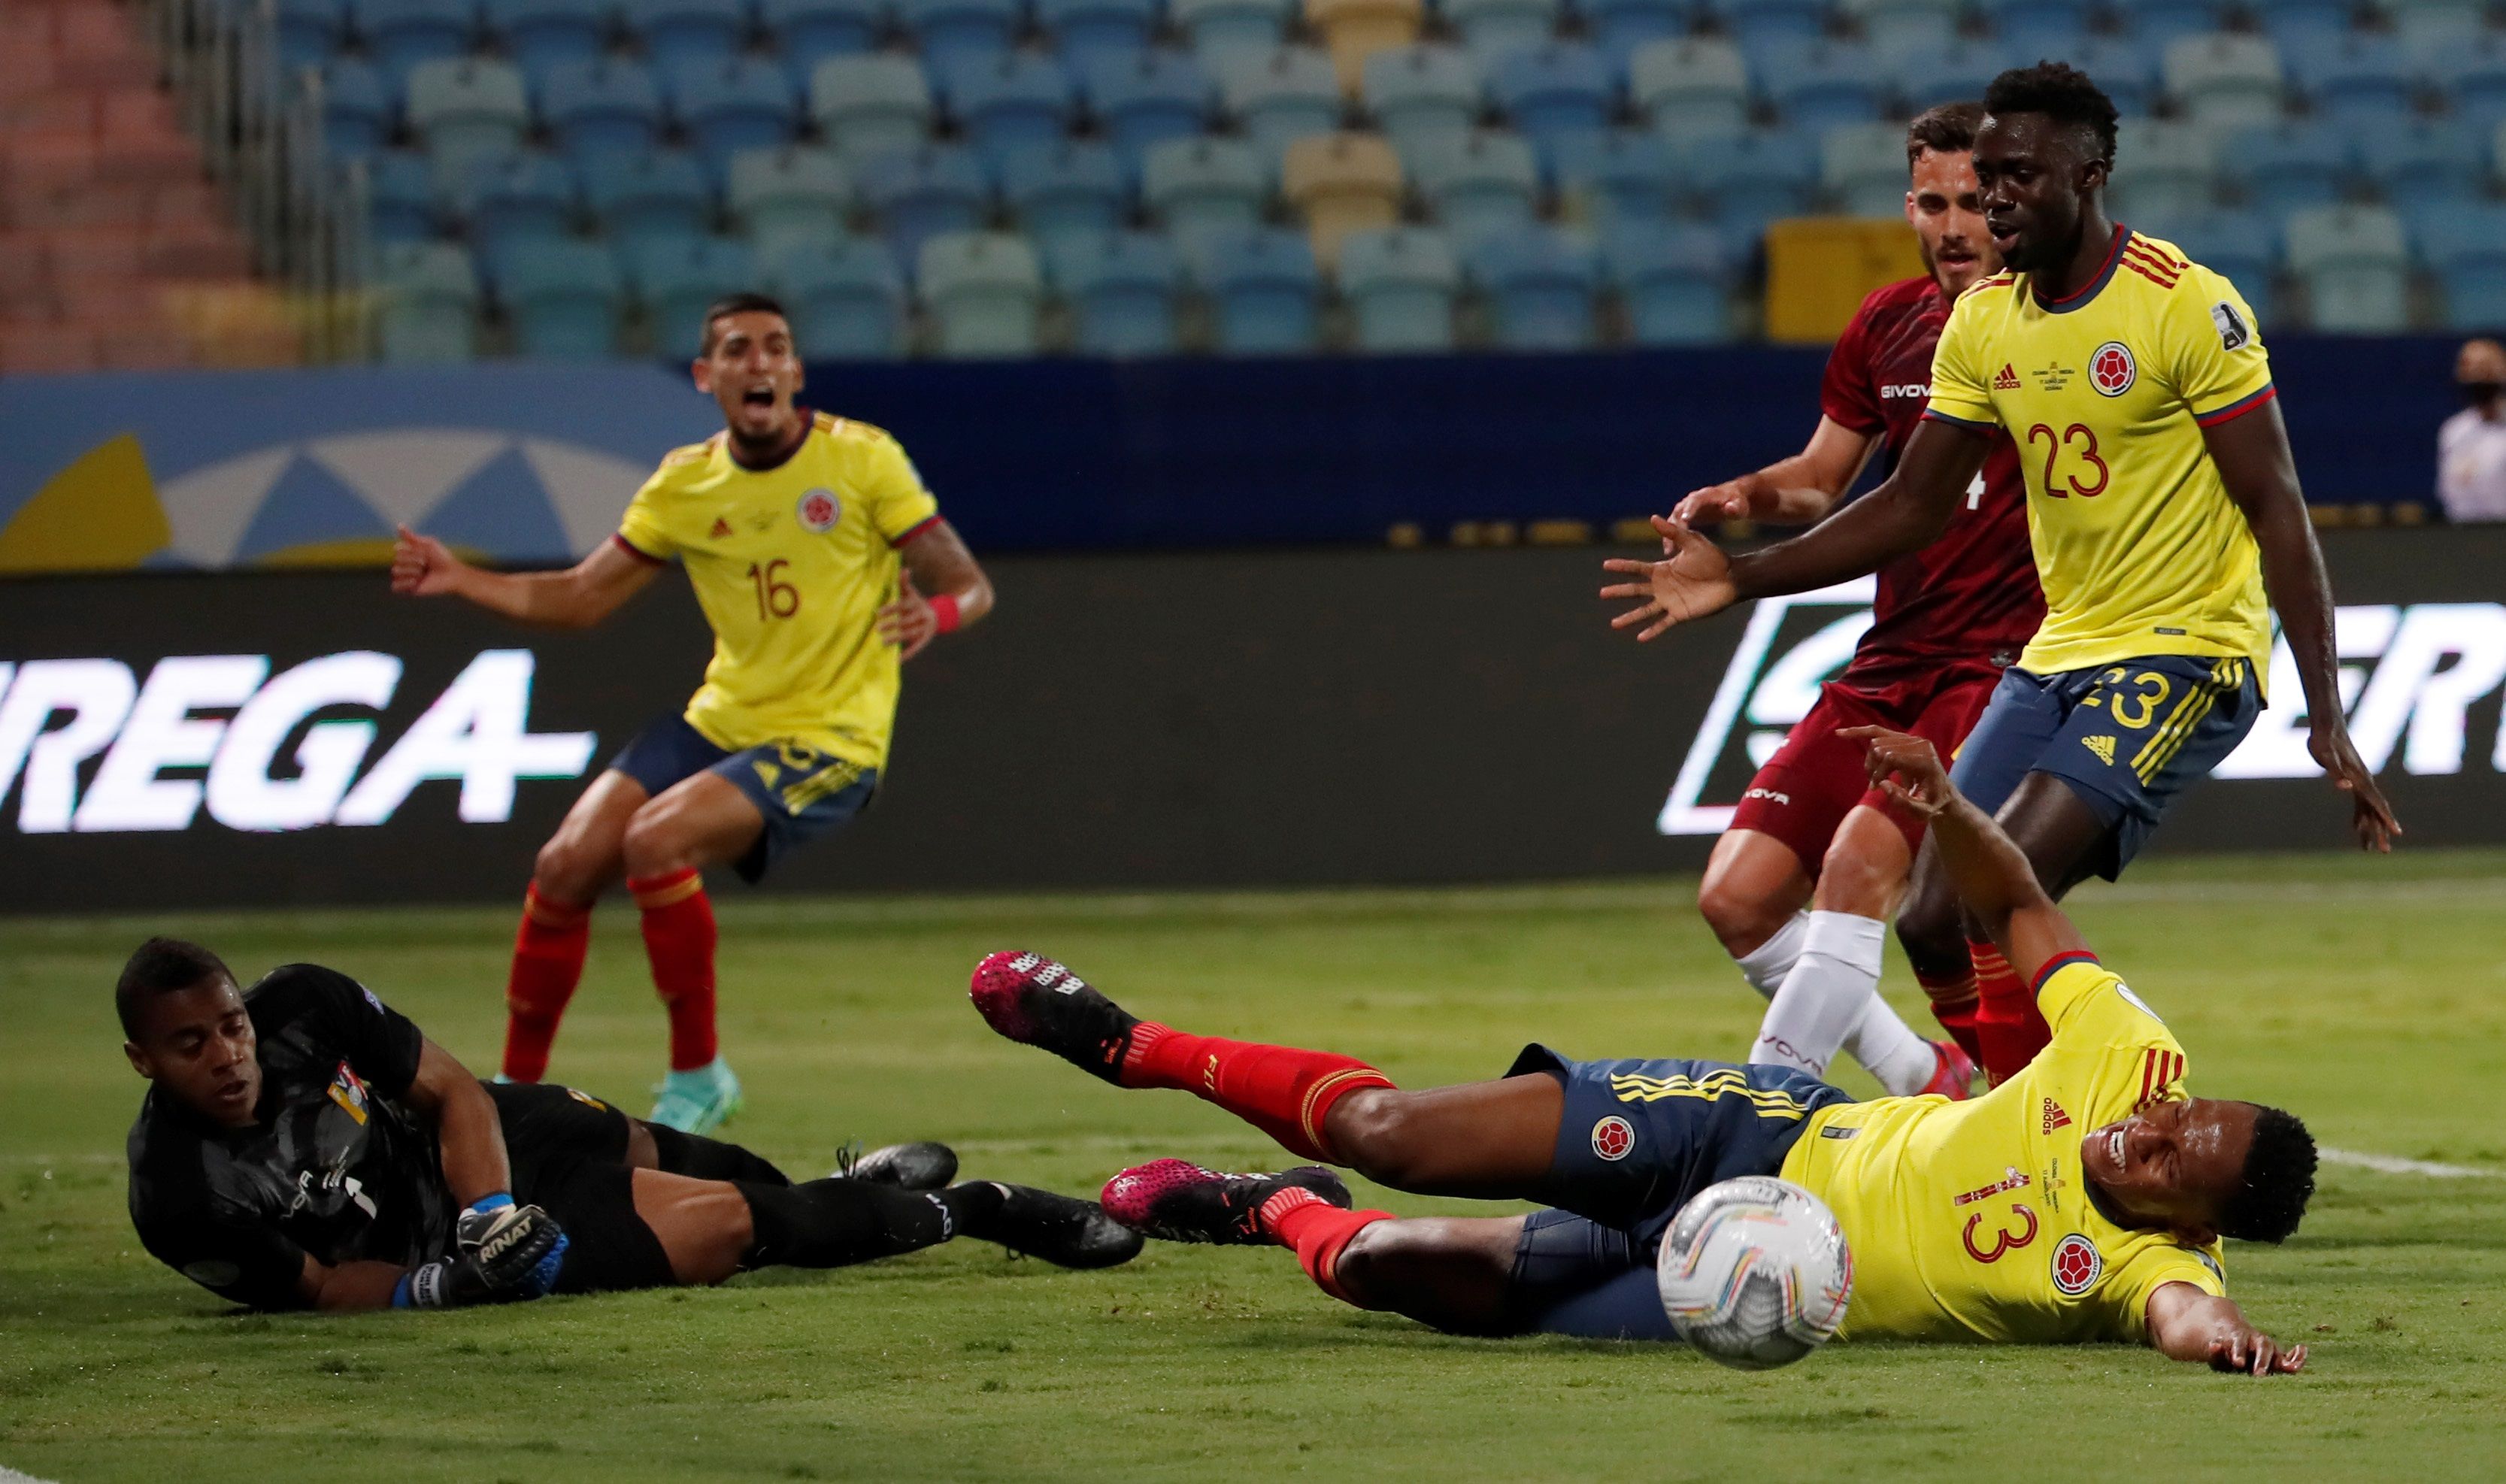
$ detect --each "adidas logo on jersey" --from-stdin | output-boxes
[709,517,733,539]
[2082,735,2117,765]
[2041,1098,2071,1134]
[1993,363,2021,390]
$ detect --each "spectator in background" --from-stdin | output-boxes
[2438,338,2506,523]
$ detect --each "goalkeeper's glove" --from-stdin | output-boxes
[393,1195,568,1308]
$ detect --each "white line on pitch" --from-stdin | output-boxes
[2320,1147,2501,1179]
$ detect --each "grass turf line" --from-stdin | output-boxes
[4,850,2504,1482]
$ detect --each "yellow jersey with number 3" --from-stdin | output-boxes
[614,410,941,768]
[1924,228,2277,681]
[1780,953,2227,1344]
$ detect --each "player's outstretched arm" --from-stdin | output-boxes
[2146,1281,2307,1375]
[2207,403,2400,853]
[1844,725,2088,980]
[390,525,659,629]
[402,1037,513,1205]
[1670,416,1880,528]
[878,518,993,661]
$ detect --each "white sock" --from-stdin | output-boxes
[1751,910,1888,1080]
[1732,911,1811,1002]
[1843,988,1940,1097]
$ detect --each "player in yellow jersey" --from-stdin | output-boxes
[390,294,994,1133]
[1603,62,2397,1088]
[967,726,2311,1372]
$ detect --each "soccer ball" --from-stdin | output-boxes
[1653,1176,1853,1370]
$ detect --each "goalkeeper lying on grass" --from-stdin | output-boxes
[117,938,1136,1313]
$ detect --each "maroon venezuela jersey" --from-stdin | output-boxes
[1818,276,2043,681]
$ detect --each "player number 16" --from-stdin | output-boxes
[746,559,801,619]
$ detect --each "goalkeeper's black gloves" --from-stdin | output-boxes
[392,1195,568,1309]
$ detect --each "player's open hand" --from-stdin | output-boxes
[876,571,938,661]
[2308,720,2400,853]
[389,525,463,596]
[1841,725,1953,818]
[1599,516,1738,641]
[2208,1328,2306,1376]
[1671,475,1771,527]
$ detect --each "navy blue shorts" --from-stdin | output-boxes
[609,714,878,884]
[1948,654,2262,880]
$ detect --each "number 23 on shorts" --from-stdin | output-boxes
[2088,667,2172,731]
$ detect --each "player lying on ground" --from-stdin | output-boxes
[1605,62,2397,1089]
[393,293,994,1134]
[1671,101,2038,1099]
[120,937,1136,1313]
[968,729,2314,1373]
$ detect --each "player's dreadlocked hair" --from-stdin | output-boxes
[2218,1104,2318,1244]
[1983,61,2120,168]
[116,937,236,1038]
[698,291,789,356]
[1905,101,1984,169]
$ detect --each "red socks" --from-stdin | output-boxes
[631,868,719,1071]
[1260,1187,1390,1305]
[1120,1023,1395,1164]
[1916,962,1984,1066]
[502,886,590,1083]
[1970,940,2052,1086]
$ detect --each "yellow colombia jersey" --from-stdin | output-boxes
[614,411,941,769]
[1779,955,2227,1344]
[1926,228,2277,680]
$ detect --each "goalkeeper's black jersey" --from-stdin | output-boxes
[126,965,455,1310]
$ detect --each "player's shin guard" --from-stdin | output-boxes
[631,868,719,1072]
[1123,1025,1395,1164]
[1258,1186,1389,1306]
[1970,940,2052,1086]
[737,1179,1001,1268]
[1914,959,1984,1065]
[646,1123,789,1186]
[503,886,591,1083]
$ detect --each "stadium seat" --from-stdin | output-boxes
[1605,221,1728,344]
[1172,0,1297,65]
[459,150,580,259]
[1082,50,1217,171]
[896,0,1024,69]
[1490,44,1612,159]
[1223,47,1345,158]
[1049,230,1184,354]
[999,140,1129,256]
[770,236,910,356]
[1892,38,2008,118]
[727,145,853,262]
[1550,128,1677,229]
[1440,0,1561,68]
[273,0,350,71]
[541,58,665,162]
[1840,0,1963,57]
[811,55,937,159]
[2108,119,2218,223]
[2285,204,2411,333]
[1763,40,1887,134]
[917,230,1046,355]
[1364,45,1484,156]
[2159,207,2277,324]
[1582,0,1684,72]
[1190,225,1322,351]
[1406,129,1539,244]
[1698,0,1824,48]
[2286,32,2417,125]
[406,59,532,177]
[492,0,611,86]
[583,149,716,256]
[761,0,886,83]
[2163,34,2286,132]
[858,142,992,260]
[375,241,481,362]
[630,235,761,353]
[2389,0,2494,52]
[2359,118,2486,217]
[362,0,476,87]
[1142,135,1269,241]
[2223,120,2349,217]
[313,59,392,159]
[1338,225,1459,351]
[2253,0,2354,52]
[620,0,749,69]
[2111,0,2229,48]
[668,58,801,171]
[1307,0,1425,98]
[2429,33,2506,132]
[359,150,440,241]
[2063,35,2161,118]
[1823,122,1911,220]
[1629,37,1750,138]
[497,238,626,358]
[942,51,1080,164]
[1678,127,1817,242]
[1971,0,2089,53]
[1466,223,1598,350]
[1281,130,1403,265]
[2418,201,2506,329]
[1040,0,1157,70]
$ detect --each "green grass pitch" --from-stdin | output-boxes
[5,851,2505,1482]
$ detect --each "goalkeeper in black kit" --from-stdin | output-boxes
[117,938,1137,1313]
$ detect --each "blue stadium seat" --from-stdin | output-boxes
[2418,201,2506,329]
[668,57,800,171]
[630,235,762,353]
[1441,0,1561,67]
[1842,0,1962,57]
[375,241,481,362]
[582,149,716,256]
[1605,221,1728,344]
[1339,226,1461,352]
[2390,0,2492,53]
[897,0,1023,69]
[1699,0,1825,49]
[1821,122,1910,220]
[1762,40,1886,134]
[1583,0,1683,72]
[622,0,751,68]
[1191,225,1321,351]
[770,235,911,355]
[2065,35,2162,117]
[1171,0,1295,64]
[1364,45,1483,156]
[1406,129,1540,243]
[1467,223,1598,350]
[762,0,886,83]
[943,51,1079,164]
[1082,50,1217,172]
[918,229,1047,355]
[858,142,992,259]
[2286,203,2411,333]
[2111,0,2229,48]
[1550,128,1677,228]
[1678,127,1817,241]
[408,59,532,177]
[2287,32,2417,125]
[1141,135,1268,240]
[1490,44,1612,159]
[1049,230,1184,354]
[726,144,853,261]
[811,55,936,159]
[2109,119,2218,223]
[361,0,476,87]
[497,238,626,358]
[459,149,580,259]
[541,58,664,162]
[2429,32,2506,131]
[1629,37,1750,138]
[2253,0,2356,52]
[2164,33,2287,132]
[998,139,1129,256]
[490,0,611,87]
[2357,117,2487,215]
[1892,37,2008,117]
[1039,0,1156,71]
[1972,0,2088,53]
[2223,120,2349,217]
[2160,207,2277,324]
[360,150,440,241]
[273,0,349,72]
[1222,47,1344,158]
[314,59,392,159]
